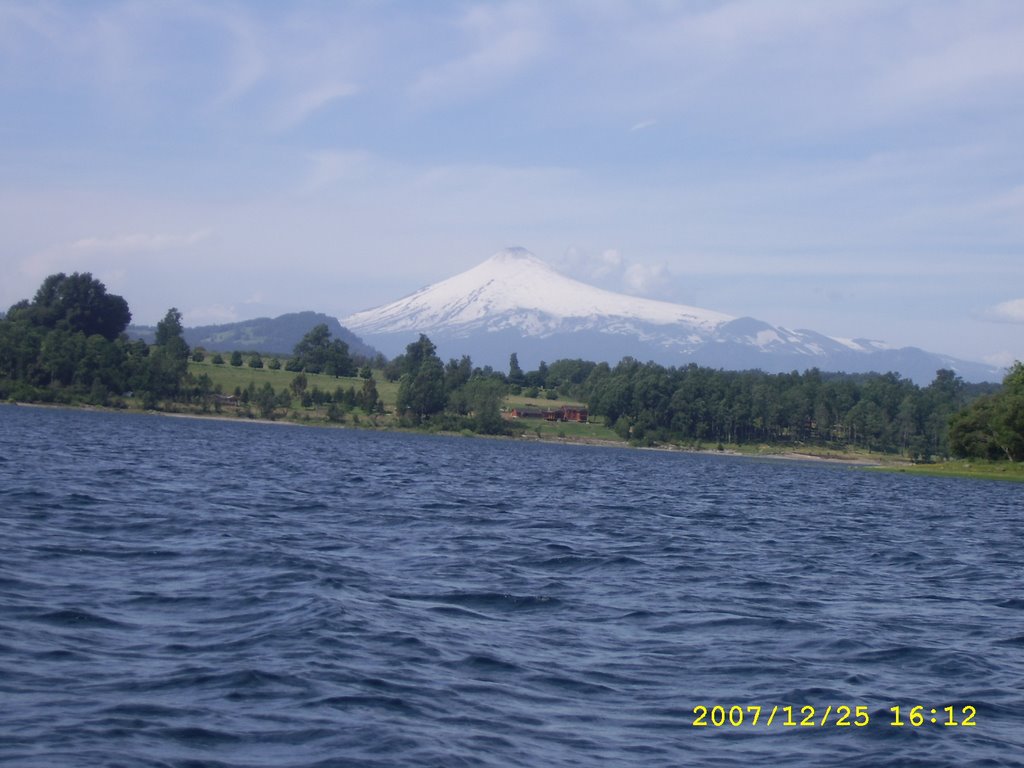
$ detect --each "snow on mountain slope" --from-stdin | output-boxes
[343,247,732,336]
[341,248,1002,383]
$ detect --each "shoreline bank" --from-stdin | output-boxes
[7,399,893,468]
[20,400,1024,481]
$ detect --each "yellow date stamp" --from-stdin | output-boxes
[691,704,978,728]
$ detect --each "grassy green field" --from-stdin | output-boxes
[504,417,619,442]
[183,362,1024,478]
[188,359,619,439]
[190,358,398,407]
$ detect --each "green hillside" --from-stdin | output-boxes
[131,311,379,358]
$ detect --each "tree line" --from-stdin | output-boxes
[2,272,1020,459]
[368,333,1020,460]
[578,359,999,459]
[0,274,373,416]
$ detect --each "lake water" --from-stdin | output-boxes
[1,404,1022,767]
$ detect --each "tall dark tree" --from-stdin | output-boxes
[508,352,524,386]
[138,308,190,400]
[291,323,353,376]
[154,308,190,360]
[444,355,473,393]
[358,376,382,413]
[254,382,279,420]
[24,272,131,341]
[324,339,353,377]
[291,324,331,372]
[396,335,446,422]
[0,273,137,394]
[920,369,966,458]
[462,377,507,434]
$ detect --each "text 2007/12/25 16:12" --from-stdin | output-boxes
[691,704,977,728]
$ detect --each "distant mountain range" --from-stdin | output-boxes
[342,248,1002,384]
[129,311,380,359]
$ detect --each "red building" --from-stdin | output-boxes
[508,405,589,423]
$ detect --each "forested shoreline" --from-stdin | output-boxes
[2,272,1021,463]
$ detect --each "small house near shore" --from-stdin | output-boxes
[507,405,589,423]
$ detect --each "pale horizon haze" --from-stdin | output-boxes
[2,1,1022,371]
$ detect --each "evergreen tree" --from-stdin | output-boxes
[254,382,278,419]
[136,308,190,400]
[290,373,308,399]
[358,376,381,413]
[289,323,353,377]
[462,377,507,434]
[508,352,524,386]
[324,339,353,377]
[444,355,473,393]
[396,335,446,422]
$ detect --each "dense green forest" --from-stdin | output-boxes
[948,363,1024,461]
[0,273,188,409]
[2,272,1021,462]
[579,359,1008,459]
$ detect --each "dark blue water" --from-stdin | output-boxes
[1,404,1022,767]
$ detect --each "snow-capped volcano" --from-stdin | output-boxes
[343,247,731,336]
[342,248,1000,383]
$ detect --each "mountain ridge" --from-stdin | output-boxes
[342,248,1002,384]
[129,311,380,359]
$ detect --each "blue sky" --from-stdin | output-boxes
[2,1,1022,369]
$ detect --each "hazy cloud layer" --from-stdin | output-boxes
[986,298,1024,324]
[1,1,1022,366]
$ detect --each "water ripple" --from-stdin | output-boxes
[1,404,1022,767]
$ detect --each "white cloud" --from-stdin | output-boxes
[982,351,1018,368]
[552,247,675,299]
[598,249,623,273]
[70,229,211,254]
[623,262,672,297]
[272,81,357,131]
[410,3,547,106]
[3,2,1023,366]
[986,298,1024,324]
[875,8,1024,110]
[554,246,622,281]
[629,119,656,132]
[664,0,850,53]
[205,8,267,105]
[16,228,213,289]
[298,150,376,194]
